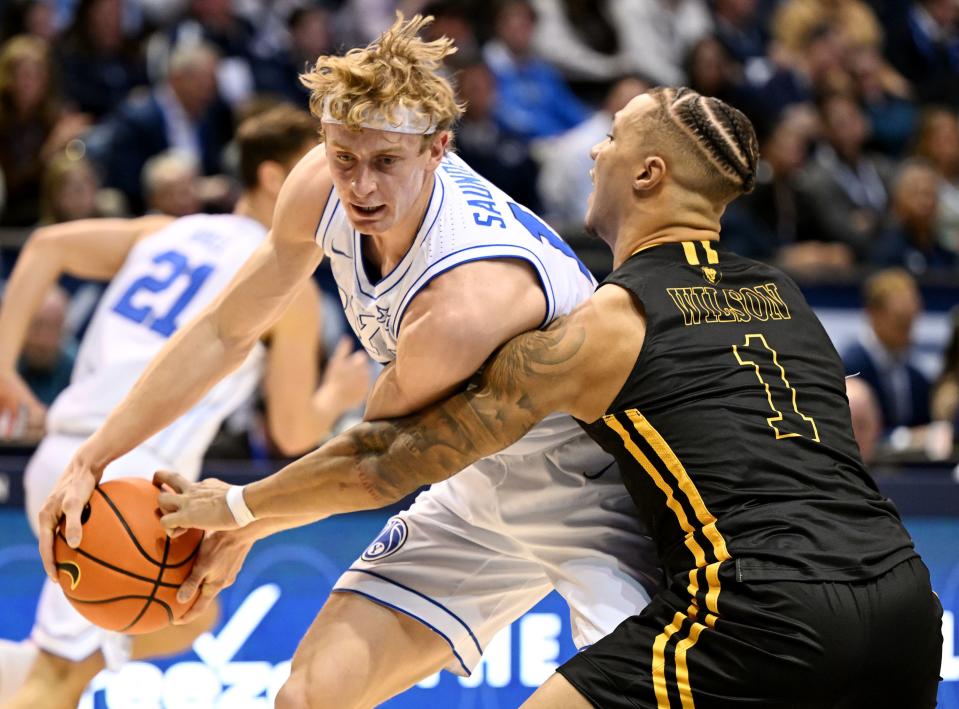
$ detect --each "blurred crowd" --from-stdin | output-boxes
[0,0,957,463]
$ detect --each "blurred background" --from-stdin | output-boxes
[0,0,958,706]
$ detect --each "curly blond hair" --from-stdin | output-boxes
[300,13,464,143]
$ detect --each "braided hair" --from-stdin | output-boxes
[648,87,759,199]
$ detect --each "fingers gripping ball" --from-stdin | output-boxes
[53,477,203,634]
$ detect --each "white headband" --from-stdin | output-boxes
[321,96,437,135]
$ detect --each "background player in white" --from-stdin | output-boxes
[0,105,371,708]
[36,15,660,708]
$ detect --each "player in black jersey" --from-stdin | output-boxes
[156,87,942,708]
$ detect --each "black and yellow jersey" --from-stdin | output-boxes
[580,241,916,589]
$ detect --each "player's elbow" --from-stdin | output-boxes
[270,424,317,458]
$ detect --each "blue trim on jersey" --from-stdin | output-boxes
[388,244,556,338]
[332,588,472,676]
[314,185,337,250]
[345,566,483,657]
[320,196,341,254]
[353,175,445,299]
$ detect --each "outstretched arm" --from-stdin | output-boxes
[158,284,646,533]
[0,216,172,431]
[37,150,333,580]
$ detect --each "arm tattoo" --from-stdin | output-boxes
[341,317,587,502]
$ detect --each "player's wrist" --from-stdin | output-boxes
[74,438,112,478]
[225,485,256,527]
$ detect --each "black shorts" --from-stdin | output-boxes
[558,556,942,709]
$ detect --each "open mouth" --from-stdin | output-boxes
[352,203,385,217]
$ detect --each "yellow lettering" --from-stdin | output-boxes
[667,288,704,326]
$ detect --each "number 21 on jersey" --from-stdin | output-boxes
[112,250,214,337]
[733,333,820,442]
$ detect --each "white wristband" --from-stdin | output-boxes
[225,485,256,528]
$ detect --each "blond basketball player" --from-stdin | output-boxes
[36,15,660,708]
[0,105,370,708]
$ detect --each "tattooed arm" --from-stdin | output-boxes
[157,284,646,533]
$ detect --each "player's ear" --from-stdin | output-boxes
[634,156,665,194]
[258,160,286,196]
[424,131,449,168]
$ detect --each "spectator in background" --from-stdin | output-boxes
[843,268,931,434]
[613,0,713,86]
[84,42,232,213]
[684,35,749,110]
[712,0,767,64]
[874,160,958,273]
[55,0,148,120]
[722,105,856,271]
[912,106,959,250]
[846,375,883,464]
[536,75,647,231]
[38,153,119,224]
[748,23,848,131]
[252,5,333,106]
[0,0,55,43]
[483,0,588,141]
[773,0,884,55]
[849,45,917,156]
[932,306,959,437]
[797,93,893,260]
[421,1,481,71]
[17,287,75,407]
[153,0,258,108]
[454,61,542,212]
[887,0,959,105]
[529,0,622,84]
[141,149,201,217]
[0,36,89,227]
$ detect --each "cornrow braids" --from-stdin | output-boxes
[649,86,759,197]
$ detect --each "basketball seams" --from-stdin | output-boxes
[165,536,203,569]
[95,486,165,566]
[56,529,181,589]
[68,595,175,625]
[121,534,172,633]
[54,478,202,632]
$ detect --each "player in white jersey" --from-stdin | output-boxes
[0,105,370,708]
[35,16,660,708]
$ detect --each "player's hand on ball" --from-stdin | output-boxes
[38,453,101,581]
[171,529,254,624]
[155,471,238,534]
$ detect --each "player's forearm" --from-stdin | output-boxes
[0,233,64,371]
[241,320,585,520]
[267,390,342,457]
[237,512,326,541]
[243,391,524,520]
[80,314,258,470]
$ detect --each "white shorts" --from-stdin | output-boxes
[334,430,661,676]
[23,434,185,668]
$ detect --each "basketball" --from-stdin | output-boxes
[52,477,203,635]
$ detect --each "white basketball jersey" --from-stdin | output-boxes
[47,214,268,476]
[316,152,596,452]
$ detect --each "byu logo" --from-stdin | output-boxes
[362,516,408,561]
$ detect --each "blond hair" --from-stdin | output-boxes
[863,268,919,310]
[300,13,464,144]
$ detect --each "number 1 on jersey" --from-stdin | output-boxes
[733,334,820,442]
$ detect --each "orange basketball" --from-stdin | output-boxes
[53,477,203,634]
